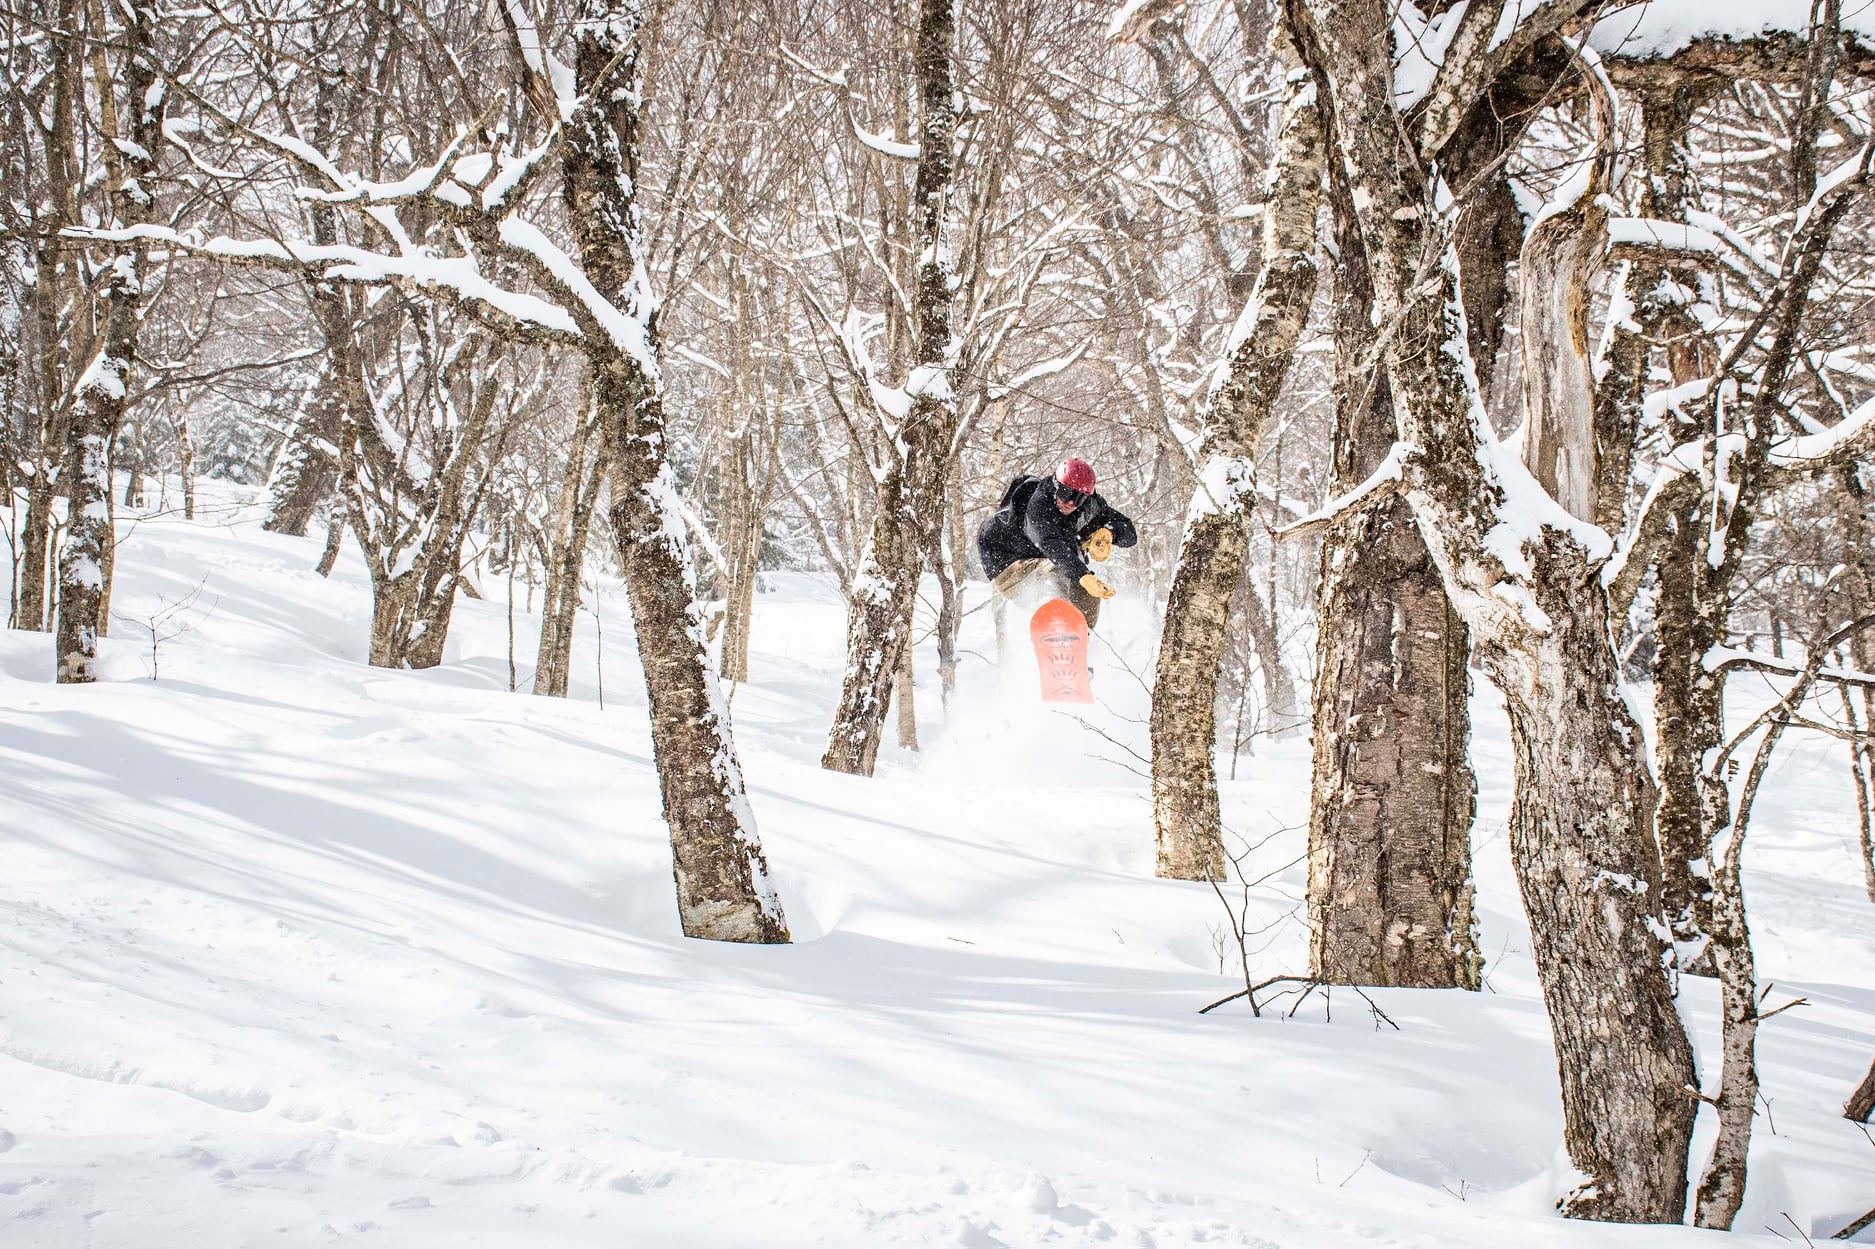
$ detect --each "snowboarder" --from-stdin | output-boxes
[976,457,1137,630]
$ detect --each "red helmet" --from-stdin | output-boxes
[1055,457,1096,497]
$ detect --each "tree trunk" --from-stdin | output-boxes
[603,375,787,940]
[402,571,461,670]
[567,0,786,943]
[824,485,920,774]
[1692,769,1765,1230]
[895,637,918,751]
[1308,488,1479,985]
[1290,2,1697,1215]
[717,426,761,684]
[54,394,113,683]
[719,507,759,683]
[934,461,965,710]
[1305,13,1567,994]
[1306,172,1477,989]
[120,424,143,508]
[1613,83,1722,972]
[175,406,195,521]
[17,2,77,635]
[1490,623,1698,1221]
[57,0,162,683]
[315,511,344,578]
[367,574,420,668]
[534,407,604,697]
[1847,1056,1875,1122]
[261,366,341,537]
[1150,22,1320,881]
[96,448,115,637]
[262,74,347,539]
[13,477,53,630]
[1651,495,1724,973]
[1240,574,1299,739]
[821,0,957,776]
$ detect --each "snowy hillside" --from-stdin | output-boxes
[2,484,1872,1247]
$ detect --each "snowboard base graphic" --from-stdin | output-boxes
[1029,598,1092,703]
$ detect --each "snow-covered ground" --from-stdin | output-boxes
[2,480,1872,1247]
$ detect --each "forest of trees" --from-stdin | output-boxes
[5,0,1875,1231]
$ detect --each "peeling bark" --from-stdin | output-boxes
[1518,77,1613,523]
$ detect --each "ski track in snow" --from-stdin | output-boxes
[1,480,1872,1247]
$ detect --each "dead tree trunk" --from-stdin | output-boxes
[821,0,958,776]
[566,1,786,942]
[1150,23,1321,881]
[57,0,162,683]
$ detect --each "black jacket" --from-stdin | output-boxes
[975,474,1138,583]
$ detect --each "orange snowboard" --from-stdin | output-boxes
[1030,598,1092,703]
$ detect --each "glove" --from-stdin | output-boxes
[1082,526,1114,563]
[1079,572,1117,600]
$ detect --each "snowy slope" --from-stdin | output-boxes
[1,481,1872,1247]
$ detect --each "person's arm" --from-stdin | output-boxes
[1022,487,1090,581]
[1093,498,1137,549]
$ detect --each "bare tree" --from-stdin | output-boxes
[819,0,960,775]
[1285,0,1698,1219]
[56,0,165,683]
[1148,17,1321,882]
[98,0,790,942]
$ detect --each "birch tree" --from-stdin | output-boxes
[56,0,165,683]
[1284,0,1698,1219]
[818,0,960,775]
[96,0,790,942]
[1148,19,1321,881]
